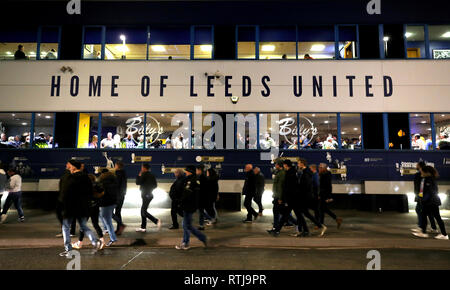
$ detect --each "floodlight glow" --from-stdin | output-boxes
[383,36,389,41]
[200,45,212,52]
[261,44,275,52]
[405,32,413,38]
[152,45,166,52]
[120,35,126,41]
[310,44,325,51]
[441,32,450,38]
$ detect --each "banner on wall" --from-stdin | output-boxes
[0,60,449,112]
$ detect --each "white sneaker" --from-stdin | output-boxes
[412,232,429,238]
[175,243,190,250]
[157,219,162,230]
[434,234,449,240]
[135,228,146,233]
[411,228,422,233]
[1,214,7,223]
[72,241,83,249]
[319,225,327,237]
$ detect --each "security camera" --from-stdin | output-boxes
[231,95,239,104]
[214,70,224,79]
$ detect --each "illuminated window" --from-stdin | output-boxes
[0,27,38,60]
[146,113,190,149]
[410,114,432,150]
[434,113,450,150]
[406,25,425,58]
[259,26,296,59]
[149,26,190,60]
[194,26,213,59]
[76,113,99,148]
[83,27,103,59]
[237,26,256,59]
[0,113,32,148]
[39,27,60,60]
[429,25,450,59]
[338,25,358,59]
[33,113,55,148]
[105,27,147,60]
[340,114,362,150]
[299,114,337,149]
[100,113,144,149]
[298,26,335,59]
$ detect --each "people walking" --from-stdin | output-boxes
[242,164,259,223]
[0,168,24,223]
[254,167,265,216]
[135,164,161,232]
[59,160,101,257]
[169,168,185,229]
[98,169,119,246]
[268,160,285,233]
[412,161,437,233]
[175,165,207,250]
[309,164,321,222]
[318,163,343,228]
[412,166,448,240]
[113,161,127,235]
[204,168,219,225]
[56,162,76,237]
[72,174,105,250]
[0,162,7,213]
[297,159,327,236]
[196,165,208,230]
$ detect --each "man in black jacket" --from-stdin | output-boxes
[269,160,308,236]
[169,168,185,229]
[113,161,127,235]
[242,164,258,223]
[176,165,207,250]
[196,165,209,230]
[318,163,342,228]
[60,160,100,257]
[56,161,76,237]
[135,163,161,233]
[254,167,265,216]
[412,161,437,233]
[297,159,327,237]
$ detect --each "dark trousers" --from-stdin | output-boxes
[421,204,447,236]
[112,195,125,230]
[254,190,264,213]
[300,205,323,229]
[416,201,437,230]
[1,192,24,218]
[275,204,308,233]
[272,199,283,229]
[141,193,158,229]
[79,206,103,241]
[317,199,337,224]
[56,201,76,234]
[243,194,258,220]
[171,200,183,228]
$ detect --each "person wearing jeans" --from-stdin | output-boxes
[63,217,98,253]
[135,164,161,232]
[98,169,119,246]
[176,165,207,250]
[0,168,24,223]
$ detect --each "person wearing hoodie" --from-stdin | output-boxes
[98,169,119,246]
[412,166,448,240]
[175,165,207,250]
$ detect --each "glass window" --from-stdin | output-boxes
[146,113,190,149]
[277,113,298,149]
[0,27,38,60]
[235,113,257,149]
[194,26,213,59]
[429,25,450,59]
[100,113,144,149]
[39,27,60,60]
[338,26,358,59]
[298,26,335,59]
[149,26,190,60]
[237,26,256,59]
[410,114,432,150]
[383,24,405,59]
[33,113,55,148]
[105,27,147,60]
[259,26,296,59]
[77,113,99,148]
[83,27,103,59]
[388,113,410,150]
[0,113,31,148]
[299,114,337,149]
[435,113,450,150]
[340,114,362,149]
[405,25,425,58]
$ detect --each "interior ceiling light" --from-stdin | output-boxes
[200,45,212,52]
[441,32,450,38]
[261,44,275,52]
[405,32,413,38]
[310,44,325,51]
[152,45,166,52]
[383,36,389,41]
